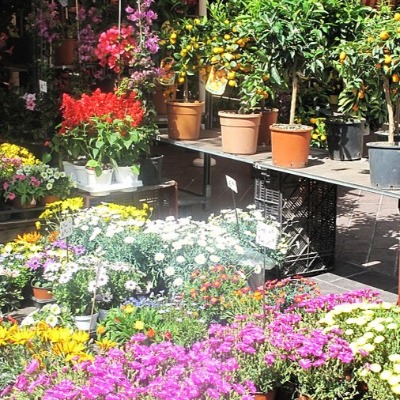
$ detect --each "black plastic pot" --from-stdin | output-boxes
[367,142,400,189]
[326,118,367,161]
[374,130,400,143]
[139,155,163,185]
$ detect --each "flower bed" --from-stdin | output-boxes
[0,201,399,399]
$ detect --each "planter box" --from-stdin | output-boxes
[254,168,336,276]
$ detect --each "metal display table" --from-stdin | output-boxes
[157,129,400,277]
[158,130,400,199]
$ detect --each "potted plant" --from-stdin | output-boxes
[159,14,207,140]
[47,87,147,185]
[2,165,45,208]
[51,254,100,330]
[247,0,333,167]
[36,164,76,205]
[335,3,400,188]
[202,0,268,155]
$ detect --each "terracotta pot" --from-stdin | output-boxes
[166,101,204,140]
[32,285,53,300]
[297,395,312,400]
[39,195,61,206]
[152,84,177,115]
[219,111,261,155]
[270,124,312,168]
[258,109,279,145]
[253,390,277,400]
[12,196,36,209]
[54,38,77,65]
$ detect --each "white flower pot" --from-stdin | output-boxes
[86,168,113,187]
[74,165,89,185]
[114,165,140,185]
[62,161,77,181]
[73,313,98,331]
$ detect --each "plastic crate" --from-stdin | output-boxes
[79,180,178,220]
[254,168,336,277]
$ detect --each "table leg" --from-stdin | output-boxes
[203,153,212,198]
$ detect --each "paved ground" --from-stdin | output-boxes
[157,142,400,303]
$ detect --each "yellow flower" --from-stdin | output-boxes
[123,304,135,314]
[52,340,87,358]
[15,231,41,244]
[370,363,382,373]
[0,326,9,346]
[134,320,145,330]
[8,328,36,345]
[95,338,117,351]
[71,331,90,343]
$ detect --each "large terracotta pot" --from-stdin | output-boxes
[270,124,312,168]
[54,39,77,66]
[219,111,261,155]
[39,195,61,206]
[32,285,53,300]
[12,196,37,209]
[253,390,277,400]
[152,84,177,115]
[258,109,279,145]
[166,101,204,140]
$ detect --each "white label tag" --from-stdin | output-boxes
[59,217,73,239]
[225,175,238,193]
[39,80,47,93]
[256,221,279,249]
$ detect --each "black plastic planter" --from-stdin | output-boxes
[367,142,400,189]
[326,118,367,161]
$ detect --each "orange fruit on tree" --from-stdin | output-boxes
[320,135,327,141]
[358,91,365,99]
[312,134,319,140]
[384,54,392,64]
[309,117,317,124]
[352,104,359,111]
[228,79,237,87]
[339,51,347,61]
[379,31,389,41]
[392,73,400,83]
[394,12,400,21]
[178,76,185,84]
[227,71,236,80]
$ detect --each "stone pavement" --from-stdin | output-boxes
[157,142,400,303]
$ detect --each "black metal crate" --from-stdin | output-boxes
[254,168,337,277]
[79,181,178,220]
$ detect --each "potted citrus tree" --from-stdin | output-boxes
[203,0,276,155]
[248,0,331,168]
[159,14,207,140]
[335,2,400,188]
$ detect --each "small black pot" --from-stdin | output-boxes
[326,118,367,161]
[139,155,164,185]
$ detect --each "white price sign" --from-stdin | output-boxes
[39,80,48,93]
[225,175,238,193]
[256,221,279,249]
[59,217,73,239]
